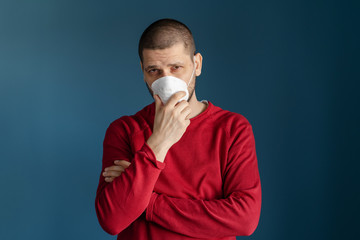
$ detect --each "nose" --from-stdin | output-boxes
[145,69,171,87]
[158,69,171,78]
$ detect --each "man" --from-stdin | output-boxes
[95,18,261,240]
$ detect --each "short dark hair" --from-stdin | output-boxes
[138,18,196,63]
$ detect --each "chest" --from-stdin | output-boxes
[154,123,229,200]
[129,122,229,199]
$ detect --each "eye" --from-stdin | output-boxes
[148,69,158,74]
[171,66,182,71]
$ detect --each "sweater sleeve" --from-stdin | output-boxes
[145,123,261,238]
[95,120,165,235]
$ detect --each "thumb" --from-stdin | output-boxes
[154,94,162,107]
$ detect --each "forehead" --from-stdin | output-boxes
[142,43,190,66]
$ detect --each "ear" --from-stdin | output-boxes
[140,61,147,83]
[194,53,203,77]
[140,61,144,72]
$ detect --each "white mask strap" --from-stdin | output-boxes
[187,56,196,86]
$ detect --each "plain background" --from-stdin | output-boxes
[0,0,359,239]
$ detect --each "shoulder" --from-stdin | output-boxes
[209,103,256,152]
[210,102,252,134]
[106,102,154,136]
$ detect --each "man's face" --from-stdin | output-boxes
[141,43,199,102]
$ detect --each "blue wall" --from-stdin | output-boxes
[0,0,358,239]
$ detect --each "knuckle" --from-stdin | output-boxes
[181,101,188,107]
[176,91,183,96]
[171,109,177,117]
[175,93,184,100]
[180,121,187,127]
[163,105,170,112]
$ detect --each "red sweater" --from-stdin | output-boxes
[95,100,261,240]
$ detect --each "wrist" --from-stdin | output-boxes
[146,134,170,163]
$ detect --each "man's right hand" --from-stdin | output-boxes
[146,91,192,163]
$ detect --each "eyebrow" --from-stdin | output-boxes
[144,61,184,71]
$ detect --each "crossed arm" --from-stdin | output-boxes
[98,124,261,238]
[103,162,261,238]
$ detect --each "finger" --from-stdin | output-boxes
[181,106,192,120]
[104,165,125,172]
[166,91,186,108]
[153,94,163,108]
[114,160,131,168]
[103,170,123,177]
[185,111,192,120]
[105,177,115,182]
[175,99,190,112]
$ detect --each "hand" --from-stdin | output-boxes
[102,160,131,183]
[147,91,192,162]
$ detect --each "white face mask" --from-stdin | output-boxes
[147,56,196,104]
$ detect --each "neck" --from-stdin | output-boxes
[187,90,208,119]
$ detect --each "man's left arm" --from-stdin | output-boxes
[145,123,262,238]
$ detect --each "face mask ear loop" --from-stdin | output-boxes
[187,56,196,87]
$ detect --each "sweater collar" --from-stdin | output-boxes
[139,100,213,128]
